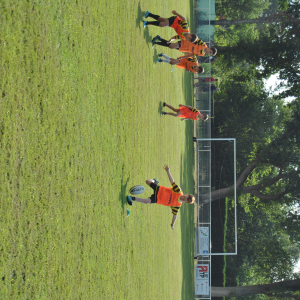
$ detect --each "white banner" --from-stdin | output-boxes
[198,227,209,256]
[195,264,209,295]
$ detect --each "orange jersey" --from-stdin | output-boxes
[156,184,183,207]
[170,16,190,39]
[179,39,207,56]
[176,56,199,73]
[179,106,200,120]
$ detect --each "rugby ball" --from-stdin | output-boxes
[129,185,145,196]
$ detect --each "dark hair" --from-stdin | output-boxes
[197,66,205,74]
[190,34,198,43]
[187,194,195,204]
[211,47,217,56]
[202,113,209,121]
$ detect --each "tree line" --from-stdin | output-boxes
[204,0,300,297]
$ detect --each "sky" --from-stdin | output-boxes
[264,74,295,102]
[263,74,279,92]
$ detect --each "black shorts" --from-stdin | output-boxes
[168,16,177,27]
[149,182,160,204]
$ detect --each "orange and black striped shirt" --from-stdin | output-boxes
[156,182,183,215]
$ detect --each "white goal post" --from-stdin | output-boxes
[193,138,237,300]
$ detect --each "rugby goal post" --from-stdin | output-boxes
[193,138,237,300]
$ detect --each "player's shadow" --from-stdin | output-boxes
[136,3,153,49]
[143,28,151,49]
[158,101,163,115]
[152,48,158,64]
[136,2,143,29]
[119,164,130,210]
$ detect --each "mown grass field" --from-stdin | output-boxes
[0,0,196,299]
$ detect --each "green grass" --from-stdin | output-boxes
[0,0,196,299]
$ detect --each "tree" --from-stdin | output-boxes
[210,11,300,26]
[204,93,300,204]
[214,1,300,98]
[215,0,270,20]
[211,279,300,297]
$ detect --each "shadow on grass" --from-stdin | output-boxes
[136,3,152,49]
[158,101,163,114]
[119,165,130,210]
[136,2,143,30]
[152,47,158,64]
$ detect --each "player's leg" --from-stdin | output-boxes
[158,53,171,59]
[169,58,180,65]
[129,180,159,204]
[146,179,155,186]
[132,197,151,204]
[145,12,169,24]
[153,37,179,50]
[162,112,181,117]
[163,103,180,112]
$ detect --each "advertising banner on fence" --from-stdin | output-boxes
[199,227,209,256]
[195,264,209,295]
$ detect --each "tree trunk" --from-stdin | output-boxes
[211,279,300,297]
[203,13,300,26]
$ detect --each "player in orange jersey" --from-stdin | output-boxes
[143,10,190,38]
[153,36,217,57]
[162,103,209,121]
[158,53,204,74]
[126,165,195,230]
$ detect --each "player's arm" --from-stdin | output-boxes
[171,215,177,230]
[172,10,186,21]
[164,165,175,185]
[194,38,206,46]
[170,206,180,229]
[190,55,198,62]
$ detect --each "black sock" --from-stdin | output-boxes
[146,21,160,26]
[132,197,136,201]
[148,13,160,20]
[155,38,169,47]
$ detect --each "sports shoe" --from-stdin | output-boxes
[153,179,159,184]
[152,35,160,48]
[152,38,157,47]
[162,112,166,115]
[163,102,166,107]
[158,53,164,57]
[143,21,147,28]
[158,59,162,63]
[126,195,133,206]
[145,11,150,18]
[152,35,160,42]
